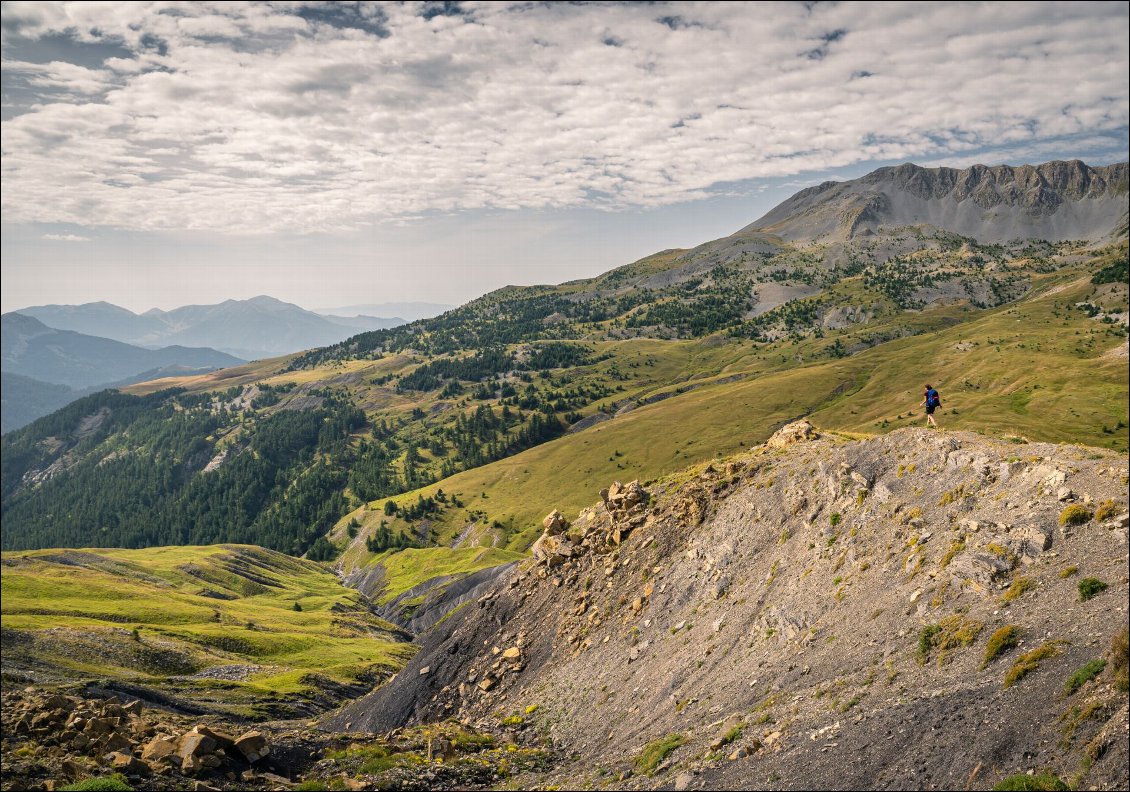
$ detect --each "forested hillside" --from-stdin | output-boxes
[3,161,1126,560]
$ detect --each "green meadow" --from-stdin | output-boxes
[0,544,414,718]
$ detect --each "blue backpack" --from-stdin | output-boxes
[927,389,940,407]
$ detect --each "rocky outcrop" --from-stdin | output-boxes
[326,428,1129,791]
[0,690,282,790]
[744,160,1129,242]
[765,419,819,448]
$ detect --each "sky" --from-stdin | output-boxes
[2,0,1128,314]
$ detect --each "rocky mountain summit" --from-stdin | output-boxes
[329,424,1129,790]
[746,160,1128,243]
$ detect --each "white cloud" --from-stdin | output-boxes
[0,1,1126,234]
[41,233,91,241]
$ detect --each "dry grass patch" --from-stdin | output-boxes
[1004,641,1066,688]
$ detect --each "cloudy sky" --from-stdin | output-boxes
[2,1,1127,314]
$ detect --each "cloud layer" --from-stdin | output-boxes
[2,1,1127,234]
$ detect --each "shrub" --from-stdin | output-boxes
[1001,577,1035,602]
[719,724,744,747]
[918,615,983,665]
[982,625,1020,669]
[1094,499,1118,522]
[829,512,842,527]
[1058,505,1093,526]
[1111,627,1129,693]
[1077,578,1108,602]
[1004,641,1064,688]
[991,774,1068,791]
[917,624,942,664]
[634,734,686,775]
[59,777,133,792]
[1064,659,1107,695]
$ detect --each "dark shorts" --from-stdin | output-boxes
[926,404,937,415]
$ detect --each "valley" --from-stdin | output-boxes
[1,159,1127,791]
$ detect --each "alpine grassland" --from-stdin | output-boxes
[0,545,414,718]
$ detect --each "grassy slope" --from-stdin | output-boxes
[334,270,1127,558]
[365,546,526,605]
[0,545,414,717]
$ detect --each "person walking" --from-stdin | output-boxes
[920,383,941,429]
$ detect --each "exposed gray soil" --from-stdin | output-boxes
[326,427,1130,791]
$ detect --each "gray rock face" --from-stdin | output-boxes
[743,160,1128,243]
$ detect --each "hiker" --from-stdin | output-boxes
[920,383,941,428]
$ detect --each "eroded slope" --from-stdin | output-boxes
[328,426,1130,790]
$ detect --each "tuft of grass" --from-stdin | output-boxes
[917,624,942,665]
[1057,565,1078,579]
[59,778,133,792]
[295,783,330,792]
[1063,659,1107,696]
[986,542,1014,560]
[1093,499,1118,522]
[1001,577,1035,602]
[1111,627,1129,693]
[1077,577,1108,602]
[1004,641,1065,688]
[982,625,1020,669]
[918,615,983,665]
[719,724,744,746]
[1058,505,1093,527]
[991,774,1068,791]
[634,733,687,775]
[940,541,965,568]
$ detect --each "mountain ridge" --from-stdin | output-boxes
[742,159,1129,243]
[0,313,244,432]
[15,295,407,360]
[1,313,242,390]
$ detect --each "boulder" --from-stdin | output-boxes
[502,647,521,660]
[621,481,647,507]
[233,731,269,763]
[766,420,818,449]
[102,732,133,754]
[109,751,146,774]
[531,533,573,566]
[141,735,179,763]
[181,752,204,775]
[542,510,568,535]
[1019,524,1053,558]
[194,725,236,752]
[948,551,1013,592]
[177,729,217,760]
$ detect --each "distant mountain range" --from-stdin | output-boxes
[0,313,246,433]
[314,302,454,322]
[1,313,243,390]
[15,295,409,360]
[1,296,423,433]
